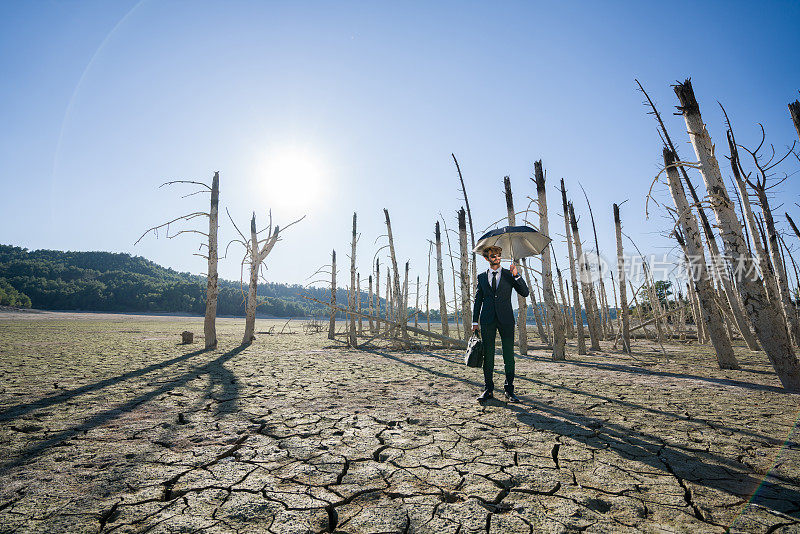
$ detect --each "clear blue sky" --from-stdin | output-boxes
[2,1,799,301]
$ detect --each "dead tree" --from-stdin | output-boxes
[357,273,363,335]
[683,277,701,340]
[329,250,336,339]
[387,270,393,329]
[375,259,381,333]
[368,274,375,334]
[458,208,472,341]
[435,221,450,341]
[534,161,565,359]
[349,213,358,347]
[638,79,759,350]
[426,241,432,332]
[384,209,407,341]
[504,176,528,355]
[205,174,220,349]
[580,183,614,339]
[136,172,220,349]
[569,203,601,350]
[231,209,304,345]
[664,148,738,368]
[403,261,410,330]
[727,129,780,304]
[561,180,586,354]
[554,258,575,338]
[736,125,800,345]
[675,79,800,390]
[522,259,549,344]
[453,154,478,292]
[440,215,461,338]
[415,275,420,331]
[614,203,631,353]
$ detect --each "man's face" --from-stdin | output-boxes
[486,251,501,269]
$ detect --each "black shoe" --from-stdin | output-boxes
[504,391,519,402]
[478,390,494,402]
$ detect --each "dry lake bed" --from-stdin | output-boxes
[1,311,799,533]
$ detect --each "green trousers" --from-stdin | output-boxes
[480,320,515,394]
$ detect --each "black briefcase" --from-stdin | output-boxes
[464,333,483,368]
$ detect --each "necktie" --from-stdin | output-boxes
[492,271,497,292]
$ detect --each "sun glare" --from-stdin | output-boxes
[256,145,329,211]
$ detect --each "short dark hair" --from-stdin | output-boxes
[482,246,502,259]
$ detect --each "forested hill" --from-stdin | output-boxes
[0,244,359,317]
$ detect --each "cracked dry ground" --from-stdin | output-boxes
[1,315,800,533]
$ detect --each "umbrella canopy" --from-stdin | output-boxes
[473,225,551,260]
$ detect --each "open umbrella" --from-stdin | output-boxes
[473,225,551,261]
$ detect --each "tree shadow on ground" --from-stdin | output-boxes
[0,347,211,423]
[363,348,800,520]
[515,353,789,395]
[0,345,246,475]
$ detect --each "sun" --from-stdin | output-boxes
[255,145,329,211]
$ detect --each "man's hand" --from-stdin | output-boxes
[510,263,518,277]
[472,324,479,332]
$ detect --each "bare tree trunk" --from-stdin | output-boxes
[242,212,283,345]
[435,221,449,342]
[458,208,472,341]
[561,180,586,354]
[440,216,461,340]
[368,274,374,334]
[754,186,800,345]
[204,172,219,349]
[349,213,357,347]
[243,214,260,345]
[403,261,409,333]
[675,79,800,390]
[610,269,622,343]
[684,279,700,340]
[630,281,652,340]
[415,275,420,332]
[557,267,575,338]
[780,233,800,332]
[643,264,665,344]
[357,273,363,335]
[569,203,601,350]
[614,203,631,353]
[693,279,708,344]
[580,183,613,339]
[375,259,380,333]
[522,261,549,345]
[729,133,780,303]
[387,270,392,333]
[426,241,432,333]
[789,100,800,142]
[504,176,527,355]
[328,250,336,340]
[384,209,407,342]
[564,279,575,335]
[664,148,737,368]
[534,161,565,359]
[453,154,478,293]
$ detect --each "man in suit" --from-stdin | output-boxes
[472,245,529,402]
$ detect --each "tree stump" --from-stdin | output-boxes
[181,331,194,344]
